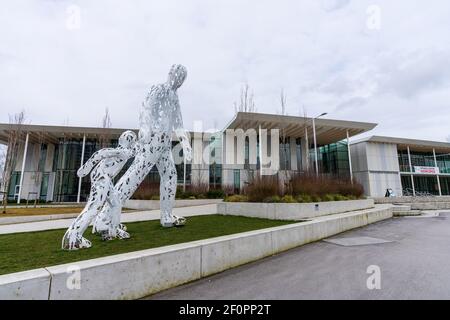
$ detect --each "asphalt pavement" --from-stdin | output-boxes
[147,212,450,300]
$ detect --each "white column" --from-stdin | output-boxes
[407,146,415,196]
[259,125,263,177]
[346,130,353,184]
[183,159,187,192]
[77,134,86,203]
[17,132,30,204]
[304,127,309,172]
[433,148,442,196]
[312,117,319,177]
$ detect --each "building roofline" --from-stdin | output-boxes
[224,112,377,145]
[351,135,450,152]
[0,122,203,145]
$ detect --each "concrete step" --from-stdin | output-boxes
[393,210,422,217]
[392,205,411,212]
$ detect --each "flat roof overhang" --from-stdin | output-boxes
[225,112,377,146]
[0,123,198,145]
[352,136,450,154]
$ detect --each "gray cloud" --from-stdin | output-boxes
[0,0,449,141]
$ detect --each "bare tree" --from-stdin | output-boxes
[300,106,312,174]
[279,89,287,116]
[277,89,290,187]
[99,107,112,148]
[0,146,6,190]
[447,135,450,143]
[2,111,26,213]
[234,83,257,113]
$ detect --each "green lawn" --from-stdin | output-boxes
[0,215,295,275]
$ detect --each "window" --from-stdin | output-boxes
[296,138,302,172]
[279,137,291,170]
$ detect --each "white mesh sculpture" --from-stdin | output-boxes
[62,64,192,250]
[62,131,137,250]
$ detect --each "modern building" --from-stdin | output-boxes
[1,112,449,202]
[0,112,376,202]
[351,136,450,197]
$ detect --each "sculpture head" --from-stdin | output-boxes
[167,64,187,90]
[118,130,137,150]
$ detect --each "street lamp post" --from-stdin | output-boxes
[312,113,327,177]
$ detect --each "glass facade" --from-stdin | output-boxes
[7,172,21,199]
[398,149,450,195]
[53,138,117,202]
[318,141,350,178]
[398,149,435,172]
[436,153,450,174]
[440,177,450,195]
[295,138,303,171]
[279,137,291,170]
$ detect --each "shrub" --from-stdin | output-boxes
[281,195,297,203]
[225,195,249,202]
[296,194,312,203]
[150,195,160,201]
[311,195,322,203]
[290,174,365,199]
[206,189,225,199]
[244,176,282,202]
[263,195,281,203]
[131,181,160,200]
[221,184,236,196]
[188,182,209,195]
[322,194,335,202]
[333,194,348,201]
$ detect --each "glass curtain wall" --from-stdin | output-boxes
[319,141,350,179]
[398,149,436,172]
[53,138,117,202]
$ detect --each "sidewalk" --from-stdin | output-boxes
[0,204,217,235]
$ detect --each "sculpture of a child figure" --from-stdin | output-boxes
[62,130,137,250]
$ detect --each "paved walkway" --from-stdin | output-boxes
[147,211,450,300]
[0,204,217,235]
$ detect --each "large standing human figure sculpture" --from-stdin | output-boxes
[92,64,192,239]
[61,131,137,250]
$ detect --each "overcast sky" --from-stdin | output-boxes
[1,0,449,141]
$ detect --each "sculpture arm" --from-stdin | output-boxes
[77,149,130,178]
[173,98,192,162]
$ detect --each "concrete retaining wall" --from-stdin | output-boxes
[0,205,392,300]
[374,196,450,204]
[217,199,375,220]
[0,269,51,300]
[125,199,223,210]
[374,196,450,210]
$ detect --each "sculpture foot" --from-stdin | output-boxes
[161,215,186,228]
[117,228,130,239]
[100,230,114,241]
[99,226,130,241]
[62,232,92,251]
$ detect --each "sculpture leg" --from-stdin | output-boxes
[62,178,109,250]
[157,149,184,227]
[93,151,159,237]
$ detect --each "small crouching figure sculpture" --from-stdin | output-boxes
[62,130,137,250]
